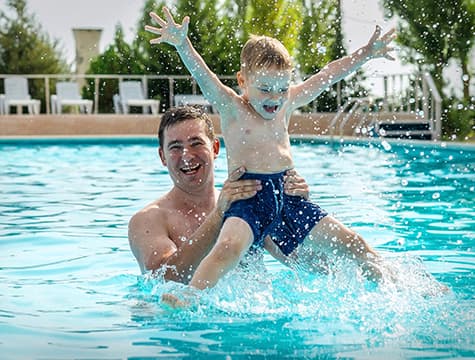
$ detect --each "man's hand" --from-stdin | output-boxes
[146,7,189,47]
[216,167,261,215]
[283,169,310,200]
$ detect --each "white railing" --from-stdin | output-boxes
[0,72,441,138]
[328,72,442,140]
[0,73,237,115]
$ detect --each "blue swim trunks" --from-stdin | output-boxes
[223,171,328,256]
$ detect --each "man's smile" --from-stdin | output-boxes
[180,163,200,174]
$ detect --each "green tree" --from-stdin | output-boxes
[296,0,368,112]
[87,0,351,113]
[0,0,69,110]
[243,0,302,55]
[136,0,242,106]
[382,0,475,101]
[383,0,475,138]
[86,24,144,113]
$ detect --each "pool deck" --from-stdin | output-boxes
[0,113,339,137]
[2,113,474,148]
[0,112,413,138]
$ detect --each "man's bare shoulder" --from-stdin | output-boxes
[128,196,173,235]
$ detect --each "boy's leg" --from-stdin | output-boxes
[306,215,383,279]
[189,217,254,289]
[264,236,330,274]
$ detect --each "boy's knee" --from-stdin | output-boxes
[213,235,250,263]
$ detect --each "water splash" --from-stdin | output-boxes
[127,252,469,352]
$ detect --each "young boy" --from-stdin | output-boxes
[145,7,396,290]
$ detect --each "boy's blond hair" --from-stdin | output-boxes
[240,35,293,75]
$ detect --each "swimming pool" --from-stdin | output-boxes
[1,137,474,359]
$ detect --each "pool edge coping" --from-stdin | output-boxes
[0,134,474,151]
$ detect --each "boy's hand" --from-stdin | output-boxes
[145,7,189,47]
[365,26,396,61]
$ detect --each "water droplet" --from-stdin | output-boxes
[381,140,391,151]
[432,192,440,200]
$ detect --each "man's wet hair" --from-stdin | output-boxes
[158,105,215,147]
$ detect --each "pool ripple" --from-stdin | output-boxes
[1,139,474,358]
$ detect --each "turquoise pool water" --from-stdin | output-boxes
[1,137,474,359]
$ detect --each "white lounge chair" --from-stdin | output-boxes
[174,94,214,113]
[51,81,93,114]
[0,77,41,115]
[115,81,159,115]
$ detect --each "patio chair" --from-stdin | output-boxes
[51,81,93,114]
[115,81,159,115]
[0,77,41,115]
[174,94,214,113]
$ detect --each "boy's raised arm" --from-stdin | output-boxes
[290,26,396,110]
[145,7,234,107]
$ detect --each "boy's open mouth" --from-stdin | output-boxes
[263,104,279,113]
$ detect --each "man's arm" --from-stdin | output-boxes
[145,7,236,110]
[128,206,223,282]
[289,26,396,110]
[128,167,261,283]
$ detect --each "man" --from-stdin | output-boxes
[128,106,309,283]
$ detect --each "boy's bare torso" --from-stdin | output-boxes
[219,93,294,174]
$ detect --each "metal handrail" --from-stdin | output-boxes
[422,72,442,140]
[327,72,442,140]
[329,97,372,139]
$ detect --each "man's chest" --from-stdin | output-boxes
[167,211,206,242]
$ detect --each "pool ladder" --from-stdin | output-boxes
[329,97,375,140]
[329,97,435,141]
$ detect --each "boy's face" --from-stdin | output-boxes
[238,67,292,120]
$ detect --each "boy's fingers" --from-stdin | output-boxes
[144,25,161,35]
[181,16,190,32]
[369,25,381,43]
[149,12,166,26]
[163,6,175,24]
[383,28,396,37]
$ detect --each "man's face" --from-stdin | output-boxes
[239,67,292,120]
[159,118,219,193]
